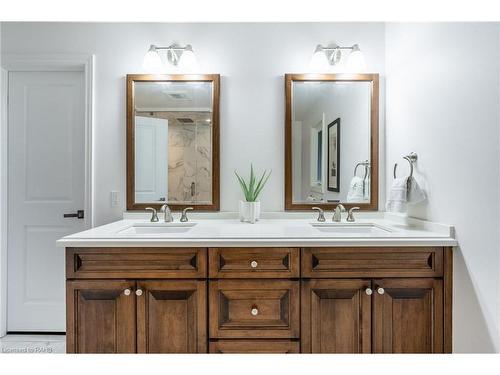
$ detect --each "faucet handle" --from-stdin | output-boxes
[180,207,194,222]
[347,207,360,222]
[145,207,159,222]
[312,207,326,222]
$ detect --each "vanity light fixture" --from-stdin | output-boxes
[310,43,366,71]
[142,44,197,71]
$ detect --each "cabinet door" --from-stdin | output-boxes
[136,280,207,353]
[301,279,371,353]
[373,278,443,353]
[66,280,136,353]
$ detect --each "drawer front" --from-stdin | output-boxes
[209,247,299,278]
[209,340,300,353]
[66,247,207,279]
[302,247,443,278]
[209,280,300,339]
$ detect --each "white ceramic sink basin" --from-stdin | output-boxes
[118,222,197,235]
[310,223,392,236]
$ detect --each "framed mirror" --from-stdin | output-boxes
[126,74,220,211]
[284,73,379,210]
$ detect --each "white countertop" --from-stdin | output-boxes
[57,212,457,248]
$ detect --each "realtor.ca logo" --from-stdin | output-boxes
[2,346,53,353]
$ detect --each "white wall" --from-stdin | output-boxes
[385,23,500,352]
[0,22,386,225]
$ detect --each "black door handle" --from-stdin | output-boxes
[64,210,84,219]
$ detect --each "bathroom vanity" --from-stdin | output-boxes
[58,215,455,354]
[57,72,455,354]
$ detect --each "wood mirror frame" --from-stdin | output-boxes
[284,73,379,211]
[126,74,220,211]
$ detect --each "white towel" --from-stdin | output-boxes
[386,177,408,212]
[407,177,426,204]
[363,175,370,200]
[347,176,365,202]
[386,177,426,213]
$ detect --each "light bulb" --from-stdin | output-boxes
[142,45,163,72]
[347,44,366,71]
[179,45,198,72]
[310,45,328,71]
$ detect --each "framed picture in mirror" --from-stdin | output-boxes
[284,73,379,211]
[327,118,340,192]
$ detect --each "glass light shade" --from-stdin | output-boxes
[310,45,328,71]
[179,45,198,72]
[347,45,366,71]
[142,46,163,72]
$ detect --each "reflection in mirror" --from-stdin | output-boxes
[133,80,213,205]
[290,78,375,206]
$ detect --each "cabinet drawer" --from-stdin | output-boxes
[66,247,207,279]
[208,247,299,278]
[302,247,443,278]
[209,340,300,353]
[209,280,300,339]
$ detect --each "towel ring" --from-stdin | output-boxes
[393,152,417,179]
[354,160,370,180]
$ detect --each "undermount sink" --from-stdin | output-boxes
[118,222,197,235]
[310,223,392,235]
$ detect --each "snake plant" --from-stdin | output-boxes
[234,164,272,202]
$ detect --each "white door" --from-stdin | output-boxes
[7,71,88,331]
[134,116,168,203]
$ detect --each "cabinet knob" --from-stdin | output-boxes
[365,288,373,296]
[135,289,143,296]
[251,307,259,316]
[250,260,258,268]
[377,287,385,295]
[123,289,131,296]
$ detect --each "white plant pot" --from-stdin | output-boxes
[239,201,261,224]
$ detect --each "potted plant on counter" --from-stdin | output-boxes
[235,164,271,224]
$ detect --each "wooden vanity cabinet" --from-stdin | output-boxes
[66,247,207,353]
[301,277,445,353]
[65,246,452,354]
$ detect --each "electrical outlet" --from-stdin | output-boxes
[110,191,120,207]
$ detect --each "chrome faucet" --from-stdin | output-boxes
[332,204,345,222]
[312,207,326,222]
[180,207,194,222]
[160,204,174,222]
[145,207,159,222]
[347,207,360,222]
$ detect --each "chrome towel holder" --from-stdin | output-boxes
[353,160,370,180]
[393,152,418,179]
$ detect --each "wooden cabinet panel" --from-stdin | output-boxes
[302,247,443,278]
[209,280,300,339]
[66,247,207,279]
[66,280,136,353]
[208,247,299,278]
[373,278,444,353]
[209,340,300,353]
[301,279,371,353]
[137,280,207,353]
